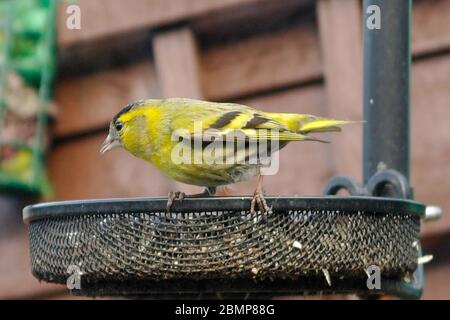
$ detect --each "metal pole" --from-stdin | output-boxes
[363,0,411,184]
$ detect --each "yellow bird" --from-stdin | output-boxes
[100,98,355,212]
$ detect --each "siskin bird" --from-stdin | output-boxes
[100,98,357,213]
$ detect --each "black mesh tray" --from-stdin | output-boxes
[23,196,424,297]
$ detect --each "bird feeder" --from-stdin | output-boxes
[0,0,56,198]
[23,0,435,299]
[24,196,424,298]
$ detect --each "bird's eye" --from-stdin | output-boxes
[115,122,123,131]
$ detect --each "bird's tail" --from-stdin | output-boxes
[266,112,362,134]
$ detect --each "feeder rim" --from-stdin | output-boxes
[23,195,425,223]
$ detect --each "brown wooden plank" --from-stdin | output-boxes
[54,62,159,137]
[421,232,450,299]
[49,133,172,200]
[193,0,314,42]
[413,0,450,56]
[422,263,450,299]
[201,25,322,100]
[316,0,363,181]
[411,54,450,237]
[235,85,331,196]
[57,0,269,46]
[57,30,153,77]
[153,28,202,98]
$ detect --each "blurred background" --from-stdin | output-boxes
[0,0,448,299]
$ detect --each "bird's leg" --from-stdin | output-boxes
[166,191,186,212]
[166,187,216,212]
[250,175,270,214]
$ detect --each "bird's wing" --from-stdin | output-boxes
[199,108,328,143]
[163,99,328,166]
[162,98,328,143]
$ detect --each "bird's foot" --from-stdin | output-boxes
[166,187,216,212]
[166,191,186,212]
[250,190,271,214]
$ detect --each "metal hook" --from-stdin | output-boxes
[323,176,364,196]
[366,169,412,199]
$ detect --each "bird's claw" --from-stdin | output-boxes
[166,191,185,212]
[250,191,271,214]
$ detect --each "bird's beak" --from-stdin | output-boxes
[100,133,121,154]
